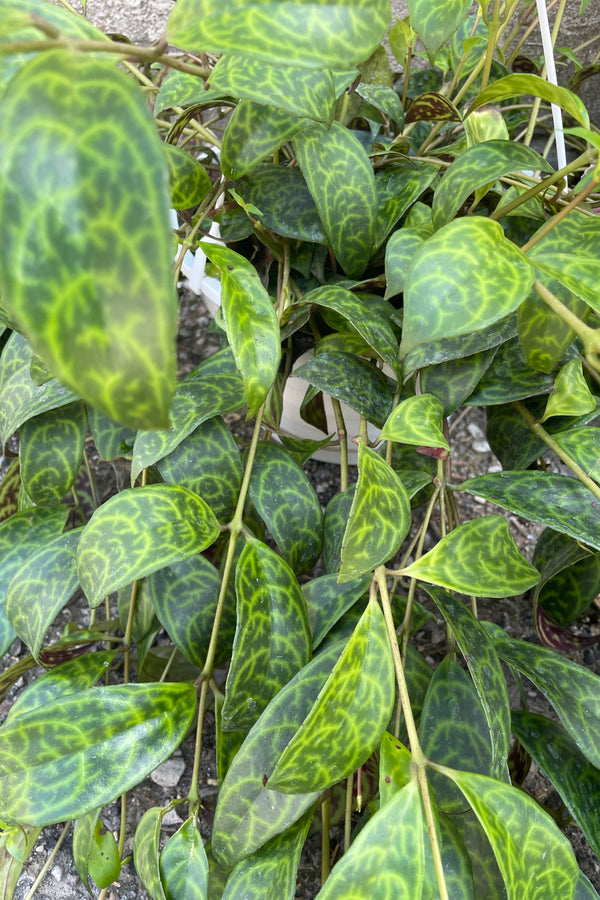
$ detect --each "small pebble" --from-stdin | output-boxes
[472,440,491,454]
[51,865,63,882]
[467,422,485,441]
[150,757,186,788]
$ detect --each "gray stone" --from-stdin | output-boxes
[150,756,186,787]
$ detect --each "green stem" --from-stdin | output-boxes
[331,398,349,492]
[401,40,414,111]
[480,0,501,92]
[321,797,331,885]
[400,485,441,659]
[344,774,354,852]
[532,279,600,368]
[188,679,209,813]
[24,822,71,900]
[520,174,600,252]
[513,400,600,502]
[490,150,594,220]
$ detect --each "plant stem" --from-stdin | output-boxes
[513,400,600,502]
[321,797,331,884]
[188,679,209,813]
[331,398,349,491]
[24,822,71,900]
[532,279,600,368]
[344,774,354,852]
[480,0,501,92]
[490,149,594,220]
[520,174,600,252]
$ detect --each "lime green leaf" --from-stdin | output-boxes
[420,349,497,417]
[222,102,310,179]
[294,121,377,278]
[19,401,87,506]
[200,244,280,416]
[468,74,589,127]
[527,213,600,313]
[458,471,600,551]
[464,105,510,145]
[268,597,395,793]
[375,162,438,249]
[135,807,168,900]
[541,358,596,422]
[212,643,344,866]
[464,337,554,405]
[379,394,450,453]
[423,587,510,781]
[315,778,428,898]
[576,872,600,900]
[222,539,312,733]
[131,372,245,484]
[74,809,121,891]
[432,141,552,229]
[384,226,430,298]
[339,444,411,581]
[408,0,470,62]
[303,573,371,648]
[0,683,196,826]
[379,732,412,804]
[208,54,334,123]
[491,631,600,770]
[554,426,600,486]
[401,515,540,597]
[0,333,77,446]
[77,485,220,608]
[443,769,579,899]
[165,144,211,210]
[403,311,517,374]
[88,407,136,461]
[6,529,81,662]
[160,818,208,900]
[294,351,396,429]
[0,823,41,898]
[517,280,587,373]
[148,555,236,670]
[532,528,600,626]
[221,809,312,900]
[233,165,325,242]
[512,710,600,859]
[248,443,322,573]
[400,219,535,360]
[167,0,391,70]
[0,51,177,429]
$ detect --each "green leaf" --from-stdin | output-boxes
[458,470,600,551]
[420,348,498,417]
[400,218,535,359]
[468,74,589,127]
[222,539,312,733]
[208,55,334,124]
[541,358,596,422]
[221,102,310,179]
[212,642,344,866]
[165,144,211,209]
[339,444,411,580]
[247,442,322,573]
[157,416,243,523]
[554,426,600,486]
[131,374,245,484]
[148,554,236,670]
[432,141,553,229]
[303,573,371,649]
[576,872,600,900]
[268,597,395,793]
[403,311,517,374]
[532,528,600,626]
[221,809,312,900]
[423,587,510,781]
[233,164,326,242]
[379,394,450,452]
[5,529,81,662]
[512,710,600,859]
[294,121,377,278]
[0,333,77,446]
[0,51,177,429]
[0,823,41,899]
[405,91,461,124]
[379,731,412,804]
[6,651,117,723]
[19,400,87,506]
[384,226,430,298]
[401,515,540,597]
[465,337,554,405]
[491,630,600,770]
[527,213,600,313]
[0,683,196,826]
[167,0,391,70]
[200,244,280,416]
[408,0,471,62]
[517,279,587,373]
[135,807,168,900]
[315,778,428,899]
[375,162,438,249]
[160,817,208,900]
[74,809,121,891]
[443,768,580,899]
[88,407,136,461]
[77,484,220,608]
[294,352,397,429]
[0,459,20,524]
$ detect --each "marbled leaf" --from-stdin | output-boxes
[0,684,196,826]
[401,516,540,597]
[468,74,589,127]
[517,279,587,374]
[527,213,600,312]
[0,51,177,429]
[248,442,322,573]
[0,823,41,900]
[406,91,461,123]
[0,459,20,523]
[554,426,600,486]
[339,444,411,580]
[323,486,356,574]
[135,807,168,900]
[403,312,517,374]
[384,226,430,298]
[88,407,136,460]
[420,348,497,416]
[165,143,211,209]
[303,572,371,648]
[541,358,596,422]
[268,597,395,793]
[532,528,600,626]
[408,0,470,62]
[233,164,326,242]
[167,0,390,70]
[19,400,87,506]
[74,809,121,892]
[294,121,377,278]
[379,394,450,453]
[465,338,554,405]
[222,539,312,733]
[160,817,208,900]
[77,485,220,608]
[374,161,438,248]
[400,219,535,360]
[222,102,310,179]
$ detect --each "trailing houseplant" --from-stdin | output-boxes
[1,0,600,897]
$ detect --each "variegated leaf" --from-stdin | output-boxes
[221,102,310,179]
[135,806,168,900]
[19,401,87,506]
[165,143,211,209]
[408,0,471,62]
[541,358,596,422]
[160,818,208,900]
[379,394,450,453]
[233,164,326,242]
[303,572,371,648]
[468,74,589,127]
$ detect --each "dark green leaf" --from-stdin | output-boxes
[469,74,589,126]
[339,444,411,580]
[420,349,498,416]
[222,103,310,179]
[88,407,136,460]
[0,684,196,825]
[323,487,355,574]
[19,401,87,506]
[74,809,121,892]
[374,161,438,248]
[167,0,391,70]
[303,573,371,648]
[165,143,211,209]
[135,806,168,900]
[0,459,20,524]
[554,427,600,485]
[458,470,600,550]
[408,0,471,62]
[0,51,177,429]
[160,818,208,900]
[233,164,326,242]
[403,312,517,374]
[77,484,220,608]
[517,279,587,374]
[406,91,461,123]
[222,539,312,733]
[248,442,322,573]
[400,219,535,360]
[294,121,377,278]
[401,515,540,597]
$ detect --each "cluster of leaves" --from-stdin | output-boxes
[0,0,600,897]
